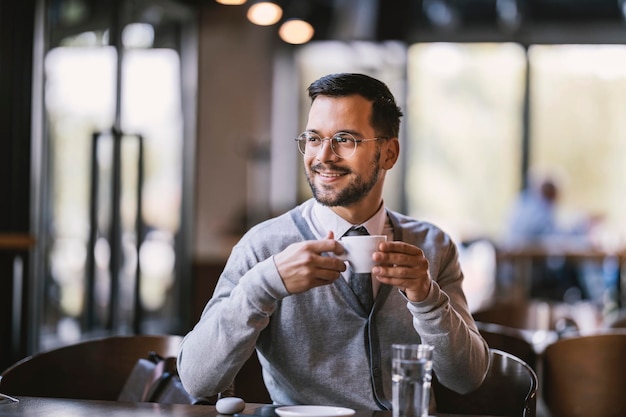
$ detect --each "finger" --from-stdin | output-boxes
[378,241,422,255]
[373,249,424,266]
[374,271,428,294]
[284,262,344,293]
[374,243,425,267]
[292,260,344,279]
[293,247,344,267]
[314,251,347,272]
[373,265,423,280]
[305,236,342,254]
[315,232,346,257]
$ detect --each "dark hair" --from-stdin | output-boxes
[307,73,403,138]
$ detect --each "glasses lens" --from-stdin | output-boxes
[296,138,307,154]
[297,132,321,155]
[296,132,358,158]
[331,133,357,158]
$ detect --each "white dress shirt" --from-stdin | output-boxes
[299,199,393,297]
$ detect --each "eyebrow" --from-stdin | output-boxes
[304,129,363,137]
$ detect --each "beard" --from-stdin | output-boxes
[306,148,381,207]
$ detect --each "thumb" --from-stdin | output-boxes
[326,230,346,257]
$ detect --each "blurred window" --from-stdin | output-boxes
[43,38,184,349]
[406,43,526,242]
[293,40,626,302]
[528,44,626,249]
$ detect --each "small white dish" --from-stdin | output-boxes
[275,405,355,417]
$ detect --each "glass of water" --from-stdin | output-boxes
[391,343,434,417]
[0,393,19,405]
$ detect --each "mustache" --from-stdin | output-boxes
[310,163,350,174]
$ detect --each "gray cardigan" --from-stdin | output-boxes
[178,202,489,409]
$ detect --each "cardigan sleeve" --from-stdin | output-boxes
[396,215,490,394]
[177,222,293,398]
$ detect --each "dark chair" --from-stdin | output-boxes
[541,330,626,417]
[472,299,591,352]
[0,335,183,401]
[433,348,538,417]
[230,352,272,403]
[475,321,539,370]
[472,299,576,331]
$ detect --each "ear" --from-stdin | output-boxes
[381,137,400,170]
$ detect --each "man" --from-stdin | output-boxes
[505,176,560,246]
[178,73,489,409]
[504,175,592,301]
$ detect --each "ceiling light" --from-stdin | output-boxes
[215,0,247,5]
[278,18,315,44]
[247,1,283,26]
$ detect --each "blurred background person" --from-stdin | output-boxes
[505,176,560,246]
[503,172,596,302]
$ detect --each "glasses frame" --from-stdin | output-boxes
[295,131,386,159]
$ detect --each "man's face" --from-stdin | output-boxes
[303,95,385,208]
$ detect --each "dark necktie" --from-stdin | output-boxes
[344,226,374,311]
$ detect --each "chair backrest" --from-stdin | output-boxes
[474,299,604,333]
[232,352,272,403]
[475,321,539,370]
[542,330,626,417]
[473,300,576,331]
[433,348,537,417]
[0,334,182,401]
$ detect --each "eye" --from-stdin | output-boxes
[302,132,321,143]
[333,133,356,144]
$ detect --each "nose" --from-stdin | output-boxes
[316,138,337,161]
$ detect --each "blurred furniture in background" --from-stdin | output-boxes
[231,353,271,404]
[473,299,607,417]
[473,300,556,330]
[606,310,626,328]
[433,348,538,417]
[472,299,601,339]
[495,246,624,309]
[0,233,36,373]
[475,322,539,370]
[0,335,182,400]
[541,330,626,417]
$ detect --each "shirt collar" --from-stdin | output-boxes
[311,200,387,238]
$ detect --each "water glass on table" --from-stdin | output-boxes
[0,393,19,405]
[391,343,434,417]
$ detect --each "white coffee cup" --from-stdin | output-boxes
[339,235,387,273]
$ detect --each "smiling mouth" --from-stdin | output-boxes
[312,164,349,178]
[317,171,346,178]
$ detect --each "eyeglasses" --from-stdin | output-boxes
[295,131,385,159]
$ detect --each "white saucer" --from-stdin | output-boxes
[275,406,356,417]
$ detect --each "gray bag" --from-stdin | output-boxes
[118,351,215,405]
